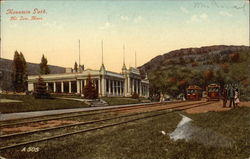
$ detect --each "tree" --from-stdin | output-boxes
[230,53,240,63]
[19,52,28,90]
[40,54,50,74]
[12,51,27,92]
[74,62,78,72]
[83,74,98,99]
[33,76,51,99]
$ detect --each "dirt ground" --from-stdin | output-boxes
[186,101,250,114]
[116,100,250,115]
[116,101,204,114]
[2,100,249,134]
[1,120,78,134]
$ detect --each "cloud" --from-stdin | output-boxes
[43,21,64,30]
[120,16,129,21]
[99,21,114,30]
[133,16,142,23]
[180,7,189,14]
[187,13,208,23]
[200,13,208,20]
[219,11,233,17]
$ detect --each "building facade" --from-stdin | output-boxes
[27,64,150,98]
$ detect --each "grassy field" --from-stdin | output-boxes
[1,106,249,159]
[0,94,88,113]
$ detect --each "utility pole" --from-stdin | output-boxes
[78,39,81,68]
[135,51,137,68]
[123,45,125,65]
[101,40,104,65]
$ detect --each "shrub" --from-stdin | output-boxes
[131,92,139,99]
[33,76,51,99]
[230,53,240,63]
[83,74,98,99]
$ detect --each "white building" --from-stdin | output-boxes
[27,63,150,98]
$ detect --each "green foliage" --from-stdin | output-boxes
[147,49,250,99]
[83,74,98,99]
[12,51,27,92]
[33,76,51,99]
[40,54,50,74]
[131,92,139,99]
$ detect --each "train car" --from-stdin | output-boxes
[206,84,221,101]
[186,85,202,101]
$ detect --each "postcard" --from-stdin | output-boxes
[0,0,249,159]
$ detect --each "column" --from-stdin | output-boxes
[108,79,111,96]
[46,83,48,91]
[139,82,142,97]
[127,76,130,95]
[61,82,64,93]
[80,80,83,94]
[132,79,134,94]
[53,82,56,93]
[98,79,101,96]
[69,81,72,93]
[28,83,34,91]
[124,78,127,96]
[112,80,115,96]
[102,78,106,96]
[77,80,80,93]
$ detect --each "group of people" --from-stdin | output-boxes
[222,85,240,108]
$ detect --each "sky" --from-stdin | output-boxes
[1,0,249,72]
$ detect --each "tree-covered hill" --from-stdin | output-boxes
[139,45,250,100]
[0,58,65,91]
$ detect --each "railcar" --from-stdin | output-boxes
[206,84,221,101]
[186,85,202,101]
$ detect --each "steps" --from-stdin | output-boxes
[89,99,109,107]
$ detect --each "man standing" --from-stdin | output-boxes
[228,85,235,108]
[222,87,228,107]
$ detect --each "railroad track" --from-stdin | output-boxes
[0,100,192,128]
[0,101,213,150]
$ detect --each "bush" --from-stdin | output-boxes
[33,76,51,99]
[83,74,98,99]
[131,92,139,99]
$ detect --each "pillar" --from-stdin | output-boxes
[108,79,111,95]
[28,83,34,91]
[61,82,64,93]
[80,80,83,94]
[69,81,72,93]
[112,80,115,96]
[53,82,56,93]
[102,78,106,96]
[77,80,80,93]
[98,79,101,96]
[46,83,48,90]
[132,79,134,94]
[139,82,142,97]
[127,76,130,95]
[124,78,127,96]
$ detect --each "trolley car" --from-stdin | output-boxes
[206,84,220,101]
[186,85,202,101]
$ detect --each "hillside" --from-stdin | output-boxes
[138,45,250,100]
[0,58,65,91]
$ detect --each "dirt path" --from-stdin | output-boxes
[186,101,250,114]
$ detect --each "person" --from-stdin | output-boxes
[228,85,235,108]
[235,89,240,107]
[222,87,228,107]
